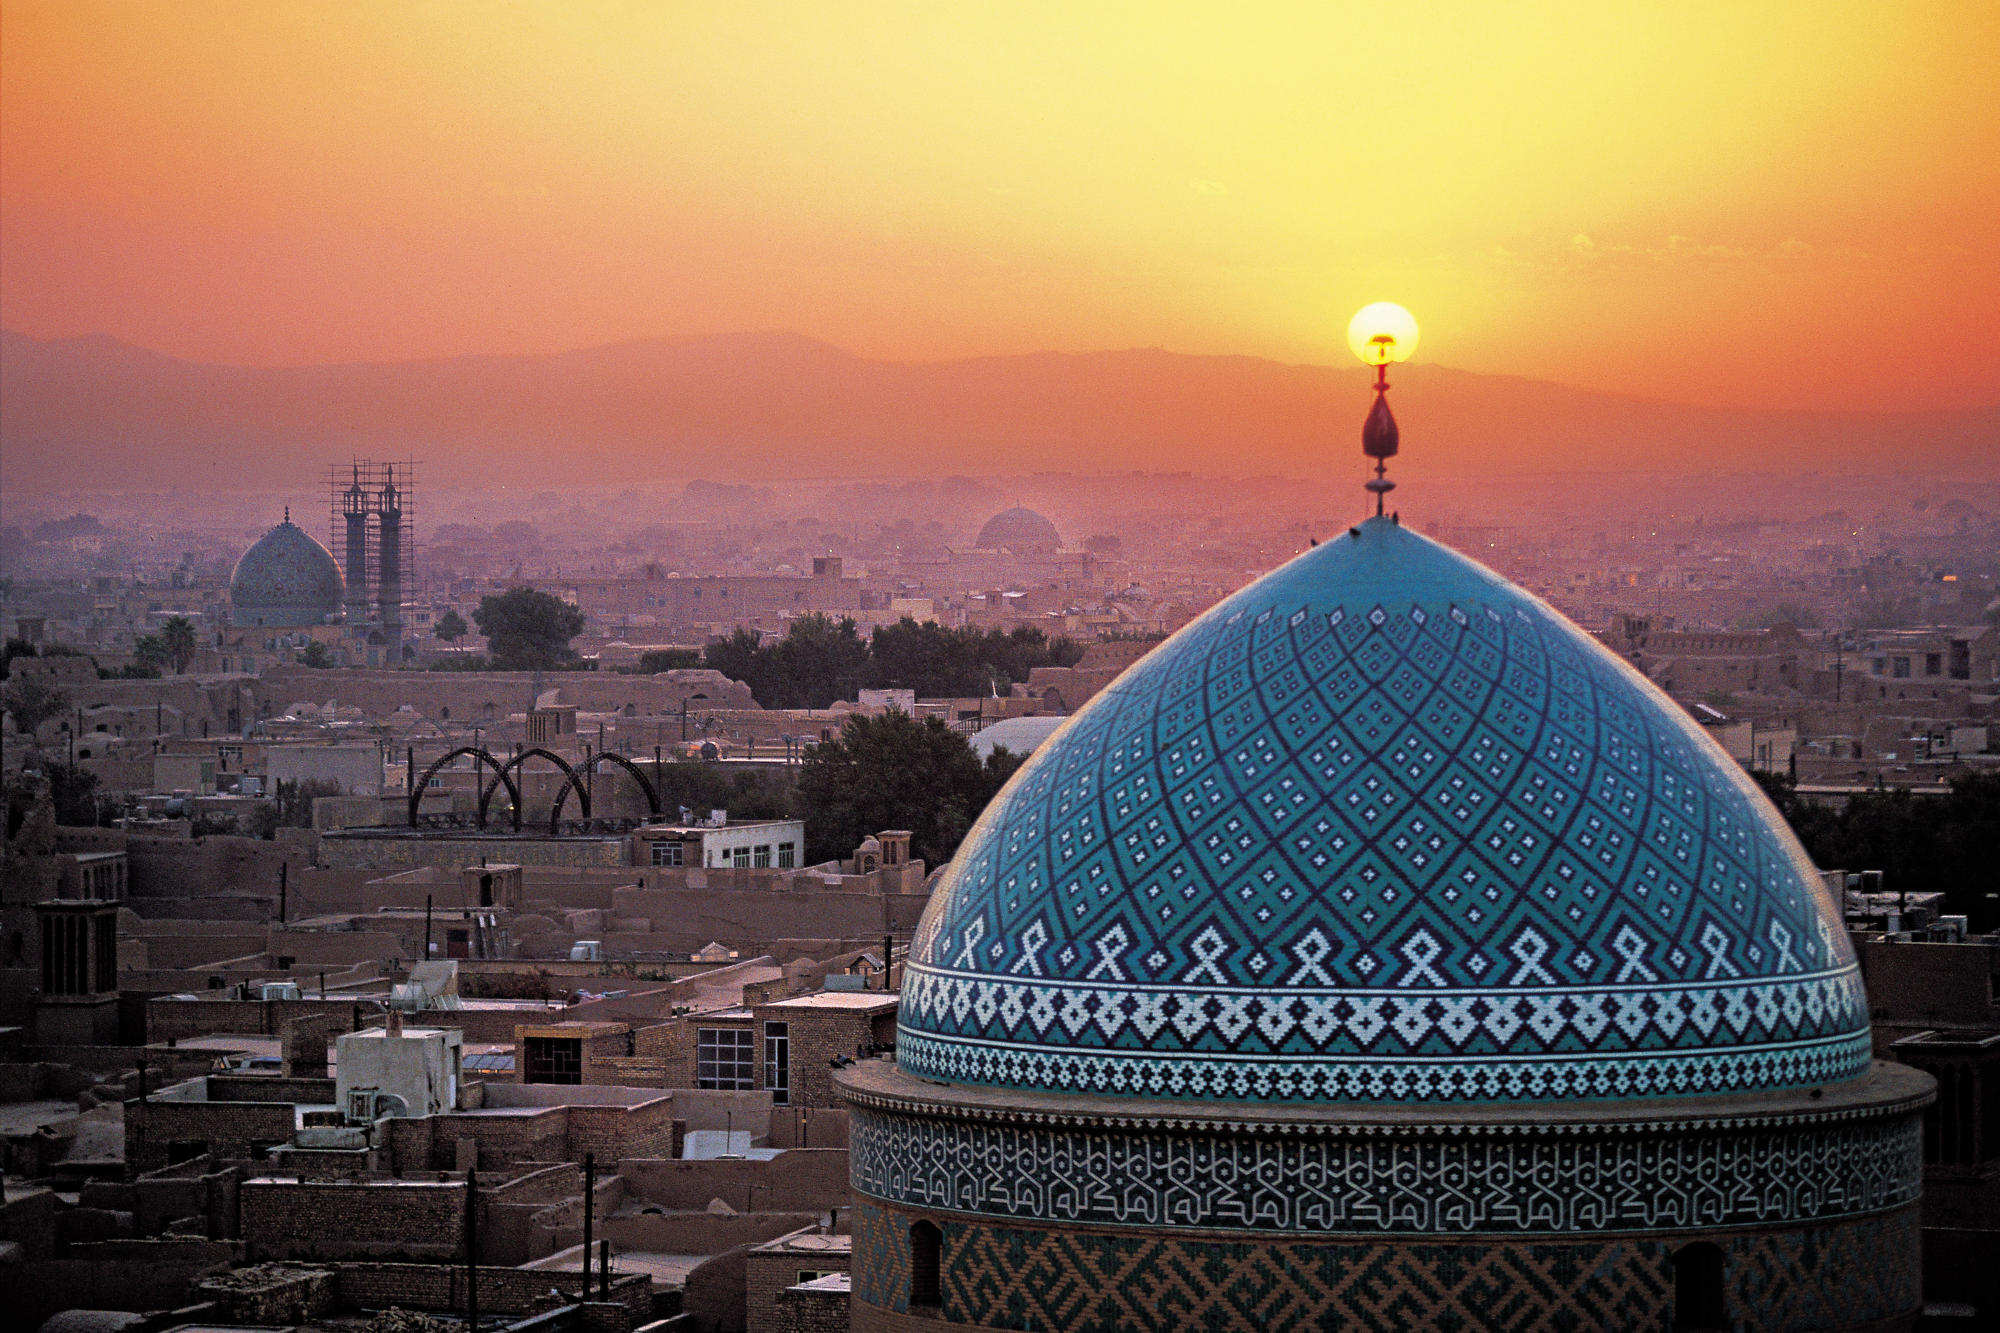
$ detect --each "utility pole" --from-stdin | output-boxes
[581,1152,596,1298]
[278,862,288,924]
[424,894,434,961]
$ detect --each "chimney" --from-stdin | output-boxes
[387,1007,404,1038]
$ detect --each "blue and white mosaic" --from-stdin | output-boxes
[899,519,1871,1103]
[849,1106,1921,1235]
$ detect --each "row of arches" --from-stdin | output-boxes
[408,745,663,834]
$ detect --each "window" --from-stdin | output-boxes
[1925,652,1942,676]
[777,843,796,868]
[909,1221,942,1309]
[732,846,752,868]
[797,1269,836,1283]
[650,840,684,867]
[524,1036,582,1085]
[753,844,772,868]
[765,1021,790,1106]
[1671,1242,1727,1333]
[1892,656,1911,678]
[697,1027,754,1089]
[166,1139,209,1165]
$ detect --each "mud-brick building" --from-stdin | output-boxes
[840,519,1932,1332]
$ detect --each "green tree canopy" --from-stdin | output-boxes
[473,588,587,671]
[700,616,1082,707]
[2,673,69,738]
[704,615,868,708]
[132,633,171,674]
[299,641,335,668]
[796,712,1023,865]
[1,638,37,679]
[158,615,198,674]
[435,609,468,644]
[636,647,703,673]
[1755,771,2000,930]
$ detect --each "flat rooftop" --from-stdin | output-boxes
[764,991,899,1011]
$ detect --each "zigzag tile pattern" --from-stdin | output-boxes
[900,520,1869,1103]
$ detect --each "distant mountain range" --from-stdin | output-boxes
[3,328,1994,493]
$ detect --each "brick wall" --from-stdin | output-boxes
[242,1178,468,1260]
[332,1261,652,1326]
[566,1097,676,1163]
[774,1281,852,1333]
[126,1093,296,1175]
[755,1004,895,1110]
[747,1246,851,1333]
[613,1150,850,1214]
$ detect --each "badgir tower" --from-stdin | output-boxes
[836,311,1931,1332]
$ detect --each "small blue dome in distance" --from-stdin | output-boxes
[230,516,344,628]
[899,517,1869,1105]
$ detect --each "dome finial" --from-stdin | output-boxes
[1347,303,1418,518]
[284,505,290,523]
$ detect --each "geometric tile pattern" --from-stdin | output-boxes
[901,519,1870,1103]
[848,1104,1922,1234]
[850,1200,1922,1332]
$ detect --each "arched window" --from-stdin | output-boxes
[1672,1242,1728,1332]
[909,1220,942,1310]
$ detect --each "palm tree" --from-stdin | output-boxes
[158,616,198,674]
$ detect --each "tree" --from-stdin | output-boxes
[473,588,587,671]
[636,648,702,673]
[1754,770,2000,931]
[435,609,468,649]
[864,618,1081,698]
[132,633,171,674]
[2,674,69,741]
[299,641,335,668]
[158,615,198,674]
[769,614,870,708]
[796,712,1020,865]
[1,638,37,679]
[702,616,868,708]
[41,760,101,826]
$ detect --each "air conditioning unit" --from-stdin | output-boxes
[260,982,302,1001]
[570,940,603,962]
[345,1088,412,1123]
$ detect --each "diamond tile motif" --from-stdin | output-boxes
[899,520,1870,1103]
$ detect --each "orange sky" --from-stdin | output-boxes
[3,1,1997,412]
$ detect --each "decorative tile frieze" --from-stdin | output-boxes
[849,1102,1920,1236]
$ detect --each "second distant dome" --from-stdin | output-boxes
[975,507,1062,553]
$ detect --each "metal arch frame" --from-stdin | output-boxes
[408,746,520,828]
[477,747,592,834]
[551,750,662,824]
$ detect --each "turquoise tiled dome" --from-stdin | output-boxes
[899,518,1869,1104]
[230,517,344,628]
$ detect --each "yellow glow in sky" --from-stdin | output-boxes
[2,0,1996,411]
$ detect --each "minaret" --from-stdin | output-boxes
[342,465,371,629]
[376,465,403,662]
